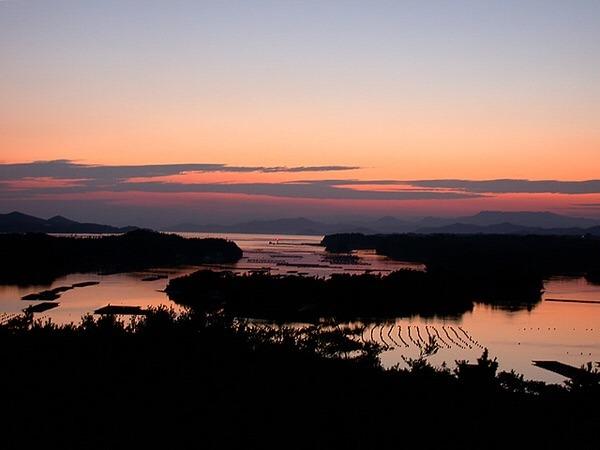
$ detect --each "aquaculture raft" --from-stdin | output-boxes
[23,302,60,313]
[533,361,600,381]
[94,305,149,316]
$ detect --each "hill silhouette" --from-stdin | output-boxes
[322,233,600,276]
[1,308,598,449]
[166,216,378,235]
[322,233,600,308]
[415,222,600,235]
[165,211,600,235]
[0,229,242,285]
[0,211,137,233]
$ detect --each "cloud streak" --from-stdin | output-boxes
[111,181,479,200]
[0,160,359,182]
[4,162,600,204]
[407,179,600,195]
[0,160,482,201]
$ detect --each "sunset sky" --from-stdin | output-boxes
[1,1,600,226]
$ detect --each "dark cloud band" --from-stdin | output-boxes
[407,179,600,195]
[0,160,359,182]
[2,161,600,202]
[0,160,481,201]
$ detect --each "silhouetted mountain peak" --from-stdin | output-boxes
[473,211,560,220]
[374,216,406,225]
[415,221,600,236]
[247,217,318,226]
[0,211,137,234]
[48,215,78,225]
[441,211,600,228]
[165,211,600,236]
[6,211,41,220]
[0,211,48,227]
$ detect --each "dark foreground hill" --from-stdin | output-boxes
[0,211,137,233]
[0,229,242,285]
[1,309,598,449]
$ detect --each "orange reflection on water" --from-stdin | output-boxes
[376,277,600,384]
[1,234,599,384]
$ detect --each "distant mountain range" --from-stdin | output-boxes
[166,217,377,235]
[0,212,138,234]
[439,211,600,228]
[166,211,600,236]
[415,222,600,236]
[3,210,600,236]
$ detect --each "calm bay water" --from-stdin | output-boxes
[1,232,599,383]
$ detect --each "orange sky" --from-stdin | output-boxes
[1,1,600,224]
[3,98,599,180]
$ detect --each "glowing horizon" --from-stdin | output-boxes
[1,1,599,224]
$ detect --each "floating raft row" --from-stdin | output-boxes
[23,302,60,314]
[71,281,100,288]
[21,281,100,301]
[141,274,168,282]
[243,322,484,352]
[0,312,23,324]
[545,298,600,305]
[94,305,149,315]
[359,324,485,351]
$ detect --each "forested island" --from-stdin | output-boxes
[0,211,138,234]
[322,233,600,274]
[323,233,600,293]
[0,229,242,285]
[166,234,600,321]
[166,268,539,321]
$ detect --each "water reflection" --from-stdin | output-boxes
[345,278,600,384]
[1,233,418,323]
[1,233,599,383]
[0,269,192,324]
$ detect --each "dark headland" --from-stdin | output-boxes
[323,232,600,288]
[0,229,242,285]
[2,307,599,449]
